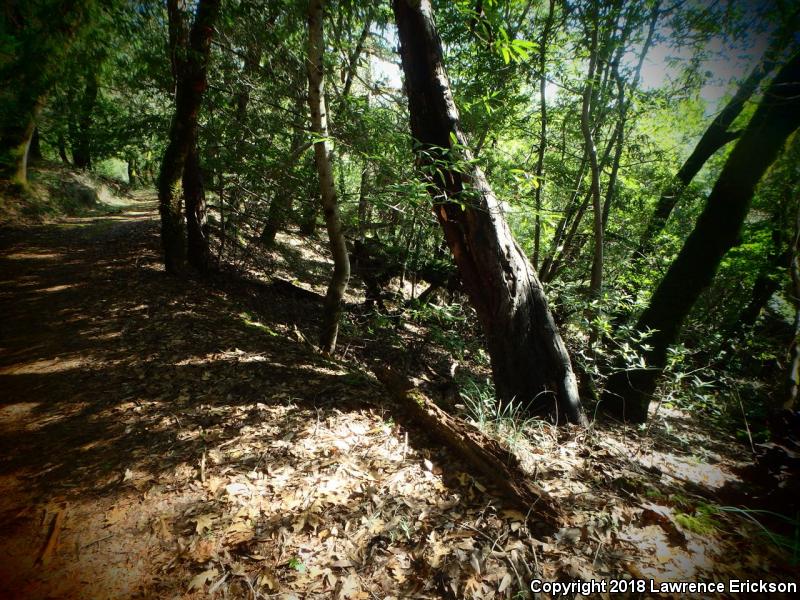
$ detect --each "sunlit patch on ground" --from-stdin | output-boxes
[0,200,796,599]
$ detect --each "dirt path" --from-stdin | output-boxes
[1,199,795,599]
[0,199,383,598]
[0,200,544,599]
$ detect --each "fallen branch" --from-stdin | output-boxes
[375,366,562,533]
[36,505,66,566]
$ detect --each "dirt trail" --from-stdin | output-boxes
[0,198,378,598]
[1,197,795,599]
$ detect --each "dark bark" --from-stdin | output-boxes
[307,0,351,354]
[157,0,220,274]
[356,162,370,242]
[581,8,603,297]
[184,134,209,271]
[72,71,98,169]
[732,249,790,335]
[29,127,42,161]
[57,134,70,165]
[299,193,319,236]
[786,201,800,410]
[393,0,586,425]
[341,15,371,99]
[261,95,309,247]
[633,22,795,261]
[601,51,800,422]
[532,0,555,270]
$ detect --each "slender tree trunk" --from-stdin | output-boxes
[357,161,370,242]
[341,14,372,99]
[261,95,308,246]
[581,9,603,297]
[72,71,98,170]
[307,0,351,354]
[539,151,588,281]
[632,21,796,261]
[786,200,800,410]
[731,249,790,336]
[127,155,137,187]
[157,0,220,274]
[57,133,70,165]
[299,189,320,236]
[602,4,659,229]
[184,133,209,271]
[393,0,586,425]
[29,127,42,161]
[532,0,555,270]
[601,52,800,422]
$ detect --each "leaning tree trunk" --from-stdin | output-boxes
[307,0,350,354]
[393,0,586,425]
[632,18,796,261]
[157,0,219,274]
[601,51,800,423]
[5,99,43,185]
[0,1,88,184]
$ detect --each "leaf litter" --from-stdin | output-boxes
[0,199,796,599]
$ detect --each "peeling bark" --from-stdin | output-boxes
[393,0,586,424]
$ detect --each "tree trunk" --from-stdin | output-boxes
[601,52,800,422]
[357,161,370,242]
[29,127,42,161]
[632,21,796,261]
[0,2,87,184]
[157,0,220,274]
[72,71,98,170]
[393,0,586,425]
[786,200,800,410]
[3,97,44,185]
[261,95,309,247]
[184,134,209,271]
[307,0,351,354]
[127,156,138,187]
[299,190,320,236]
[602,3,659,229]
[532,0,555,271]
[57,133,70,165]
[732,249,790,336]
[581,10,603,297]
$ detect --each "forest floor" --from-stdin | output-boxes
[0,177,798,598]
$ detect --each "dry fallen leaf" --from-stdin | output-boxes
[194,513,214,535]
[188,568,218,591]
[337,572,361,599]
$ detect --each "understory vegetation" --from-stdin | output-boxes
[2,0,800,597]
